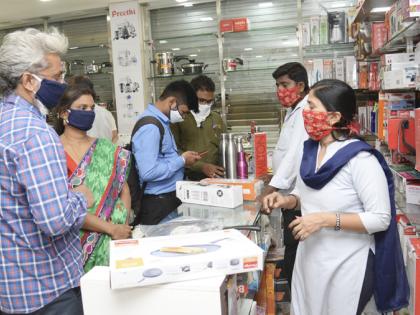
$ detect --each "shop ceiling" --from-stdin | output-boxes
[0,0,215,29]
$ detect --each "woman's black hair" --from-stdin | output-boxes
[311,79,359,141]
[53,84,96,135]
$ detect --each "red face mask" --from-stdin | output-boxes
[302,109,333,141]
[277,85,302,108]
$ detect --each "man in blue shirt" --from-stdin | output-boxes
[132,80,201,225]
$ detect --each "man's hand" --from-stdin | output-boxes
[256,185,278,204]
[261,192,288,214]
[182,151,201,167]
[73,184,94,208]
[109,224,132,240]
[202,163,225,178]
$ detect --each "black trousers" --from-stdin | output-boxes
[0,288,83,315]
[137,191,181,225]
[282,208,301,288]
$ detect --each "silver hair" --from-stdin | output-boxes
[0,27,68,94]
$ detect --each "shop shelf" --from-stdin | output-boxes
[303,42,355,53]
[351,0,395,24]
[379,19,420,54]
[221,25,297,38]
[147,72,216,79]
[145,32,217,42]
[67,44,109,50]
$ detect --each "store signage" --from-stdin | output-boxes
[219,17,249,33]
[109,0,145,135]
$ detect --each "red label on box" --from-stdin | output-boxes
[253,133,267,179]
[219,19,234,33]
[233,18,249,32]
[243,257,258,269]
[416,109,420,172]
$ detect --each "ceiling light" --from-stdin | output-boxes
[255,55,263,58]
[175,0,188,2]
[184,3,193,7]
[371,6,391,13]
[69,46,79,50]
[189,54,198,57]
[172,48,181,51]
[200,17,214,21]
[159,40,168,44]
[39,0,53,2]
[258,2,273,8]
[244,47,253,51]
[106,15,110,21]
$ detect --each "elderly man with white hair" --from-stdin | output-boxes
[0,28,93,315]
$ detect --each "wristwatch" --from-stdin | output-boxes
[335,213,341,231]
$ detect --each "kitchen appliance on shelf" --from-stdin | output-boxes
[222,58,243,72]
[328,11,346,44]
[85,61,101,74]
[152,52,175,77]
[100,62,113,74]
[178,59,208,75]
[69,59,85,76]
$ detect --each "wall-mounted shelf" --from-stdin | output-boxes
[351,0,395,24]
[67,44,109,50]
[379,19,420,54]
[148,72,216,79]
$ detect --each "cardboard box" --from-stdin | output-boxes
[310,16,320,46]
[371,22,388,54]
[312,59,324,83]
[382,53,416,70]
[334,58,345,81]
[383,68,418,89]
[328,11,346,44]
[176,181,243,208]
[407,183,420,205]
[252,133,267,179]
[201,178,264,201]
[319,15,328,45]
[109,229,264,289]
[406,238,420,315]
[323,59,333,79]
[387,117,416,154]
[416,108,420,172]
[302,22,311,47]
[81,266,229,315]
[345,56,357,88]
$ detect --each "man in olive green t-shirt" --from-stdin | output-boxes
[171,75,226,180]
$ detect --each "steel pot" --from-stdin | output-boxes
[179,62,208,75]
[152,52,175,77]
[223,58,243,72]
[85,62,101,74]
[100,62,113,74]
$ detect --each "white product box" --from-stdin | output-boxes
[383,53,416,70]
[176,181,243,208]
[81,266,230,315]
[109,229,264,289]
[406,238,420,315]
[407,183,420,205]
[383,67,418,89]
[334,58,345,81]
[319,15,328,45]
[312,59,324,83]
[302,22,311,47]
[310,16,320,46]
[345,56,357,88]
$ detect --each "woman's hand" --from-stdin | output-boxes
[262,192,288,214]
[109,224,132,240]
[289,213,326,241]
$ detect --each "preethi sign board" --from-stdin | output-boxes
[109,1,145,135]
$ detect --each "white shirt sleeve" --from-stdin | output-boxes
[269,107,308,191]
[350,152,391,234]
[107,110,117,131]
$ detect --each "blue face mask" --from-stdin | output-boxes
[32,74,67,109]
[67,109,96,131]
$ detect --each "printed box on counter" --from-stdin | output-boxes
[406,238,420,315]
[176,181,243,208]
[201,178,264,201]
[109,229,264,289]
[407,183,420,205]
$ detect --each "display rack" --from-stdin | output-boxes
[351,0,395,23]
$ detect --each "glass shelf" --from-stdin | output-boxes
[303,42,355,52]
[67,44,109,50]
[379,19,420,54]
[222,25,297,38]
[145,32,217,42]
[148,72,216,79]
[225,67,277,73]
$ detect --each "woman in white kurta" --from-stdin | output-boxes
[263,79,392,315]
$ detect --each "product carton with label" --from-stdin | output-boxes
[406,238,420,315]
[201,178,264,201]
[252,132,268,179]
[407,183,420,205]
[109,229,264,289]
[176,181,243,208]
[310,16,320,45]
